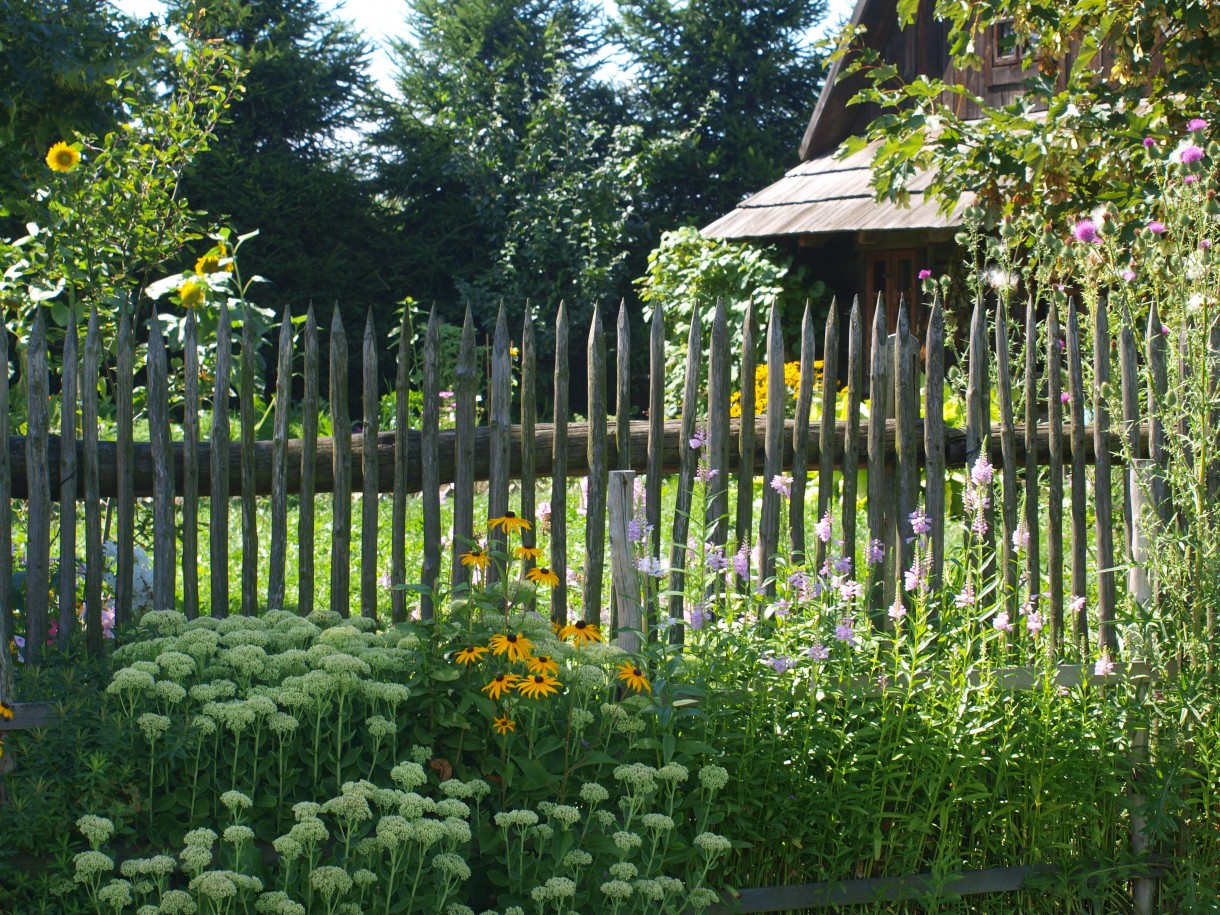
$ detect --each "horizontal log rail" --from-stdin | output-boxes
[6,420,1147,499]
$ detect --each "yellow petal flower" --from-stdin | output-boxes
[179,280,204,309]
[481,673,519,700]
[46,142,80,173]
[560,619,603,646]
[453,646,488,666]
[526,566,560,588]
[488,511,531,535]
[488,632,533,664]
[517,673,561,699]
[616,661,650,693]
[492,714,516,735]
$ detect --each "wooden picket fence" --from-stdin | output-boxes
[0,291,1176,911]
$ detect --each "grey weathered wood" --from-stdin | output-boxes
[520,304,538,570]
[182,310,200,620]
[450,308,477,593]
[115,307,135,628]
[866,296,889,611]
[894,303,918,603]
[817,299,840,571]
[0,318,10,694]
[1023,297,1040,613]
[488,303,512,572]
[646,304,665,633]
[392,308,411,623]
[25,308,50,663]
[705,298,731,547]
[585,303,608,628]
[1128,459,1152,608]
[616,300,631,471]
[148,314,176,611]
[298,307,318,616]
[789,301,816,562]
[841,299,864,572]
[361,311,379,618]
[1118,301,1141,573]
[966,297,994,565]
[608,470,643,654]
[735,300,757,581]
[330,307,351,617]
[420,308,442,620]
[1047,298,1065,652]
[994,298,1019,617]
[924,295,945,591]
[669,308,702,633]
[551,303,569,624]
[82,308,103,654]
[58,306,77,649]
[759,302,786,595]
[210,303,232,617]
[1093,300,1117,654]
[1129,713,1155,915]
[1067,298,1089,651]
[269,307,293,612]
[240,309,257,617]
[1146,302,1169,527]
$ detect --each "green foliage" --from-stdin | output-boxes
[636,225,826,412]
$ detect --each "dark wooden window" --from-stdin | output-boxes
[864,248,922,370]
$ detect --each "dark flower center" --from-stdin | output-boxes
[507,635,518,643]
[575,621,588,629]
[633,669,642,677]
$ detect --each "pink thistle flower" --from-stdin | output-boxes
[1060,392,1071,404]
[1201,239,1213,250]
[1072,219,1101,243]
[1185,174,1199,185]
[918,268,932,280]
[1181,144,1205,164]
[1122,269,1137,281]
[1143,137,1156,149]
[1188,118,1209,132]
[1148,220,1166,234]
[1162,324,1171,335]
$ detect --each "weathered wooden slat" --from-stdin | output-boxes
[866,296,889,611]
[488,303,512,572]
[734,300,757,580]
[1146,302,1169,527]
[210,303,232,618]
[585,303,608,628]
[1067,298,1089,651]
[608,470,642,654]
[520,304,538,570]
[361,311,379,618]
[1023,298,1040,614]
[330,308,351,617]
[841,298,863,572]
[115,307,135,628]
[182,310,200,620]
[240,310,257,617]
[269,308,293,612]
[1093,300,1116,654]
[669,308,702,633]
[705,298,731,547]
[893,304,918,604]
[450,308,477,593]
[966,297,994,562]
[551,303,569,624]
[816,299,840,571]
[298,307,318,616]
[758,303,785,596]
[148,314,176,611]
[25,308,50,663]
[617,300,631,472]
[58,306,77,649]
[82,308,103,653]
[1209,318,1220,509]
[1118,301,1140,573]
[1046,298,1065,652]
[645,304,664,633]
[0,316,10,694]
[994,298,1019,617]
[392,308,411,624]
[789,301,816,563]
[924,295,945,591]
[420,308,442,621]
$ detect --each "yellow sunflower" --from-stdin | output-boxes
[46,142,80,173]
[460,548,490,571]
[526,655,560,677]
[481,672,519,700]
[453,645,489,666]
[488,632,534,664]
[560,619,604,646]
[616,661,651,693]
[195,243,233,276]
[488,511,531,536]
[517,673,561,699]
[492,715,516,735]
[515,545,543,561]
[526,567,560,588]
[179,279,205,309]
[0,700,13,721]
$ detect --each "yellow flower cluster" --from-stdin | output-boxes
[730,360,823,417]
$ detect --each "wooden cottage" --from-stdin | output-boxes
[703,0,1089,342]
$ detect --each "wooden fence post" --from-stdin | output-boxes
[790,301,816,564]
[182,310,200,620]
[419,308,442,621]
[82,308,103,651]
[816,299,840,572]
[58,306,77,649]
[298,307,318,617]
[330,307,351,617]
[924,295,945,594]
[148,313,176,612]
[392,307,411,624]
[24,308,49,663]
[609,470,643,655]
[269,307,292,612]
[115,306,135,628]
[585,303,608,627]
[361,310,379,618]
[551,303,570,625]
[210,303,231,618]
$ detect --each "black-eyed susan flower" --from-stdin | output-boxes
[489,632,533,664]
[526,655,560,677]
[460,548,490,571]
[616,661,650,693]
[0,700,13,721]
[515,545,543,561]
[526,566,560,588]
[179,279,205,309]
[481,673,519,700]
[46,142,80,173]
[492,715,516,735]
[517,673,561,699]
[453,645,489,666]
[488,511,531,536]
[560,619,603,646]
